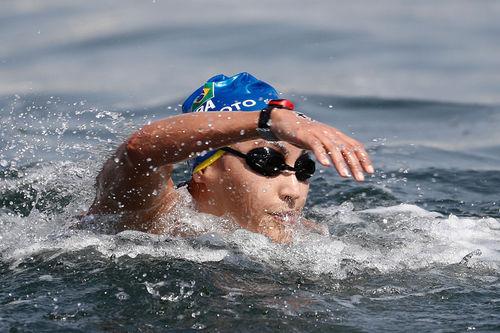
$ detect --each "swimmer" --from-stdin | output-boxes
[86,72,374,242]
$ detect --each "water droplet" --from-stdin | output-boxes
[115,291,130,300]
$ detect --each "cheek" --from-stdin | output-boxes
[221,161,272,212]
[298,183,310,204]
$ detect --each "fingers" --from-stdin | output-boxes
[294,124,374,181]
[313,135,374,181]
[354,146,374,174]
[341,147,365,181]
[322,140,349,177]
[343,136,374,174]
[308,137,331,167]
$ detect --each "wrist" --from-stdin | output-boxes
[257,107,280,141]
[256,99,296,142]
[268,107,287,135]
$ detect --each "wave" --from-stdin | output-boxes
[1,193,498,279]
[1,92,499,279]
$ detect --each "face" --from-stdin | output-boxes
[193,140,311,243]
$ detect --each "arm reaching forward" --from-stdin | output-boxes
[88,109,374,226]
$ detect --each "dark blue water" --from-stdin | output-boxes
[1,1,500,332]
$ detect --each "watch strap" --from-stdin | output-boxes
[257,99,295,141]
[257,106,279,141]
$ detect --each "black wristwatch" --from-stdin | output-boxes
[257,99,295,141]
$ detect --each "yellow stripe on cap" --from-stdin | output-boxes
[193,150,226,174]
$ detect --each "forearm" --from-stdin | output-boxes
[126,111,260,167]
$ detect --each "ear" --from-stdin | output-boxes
[191,170,204,184]
[192,163,221,185]
[190,165,219,197]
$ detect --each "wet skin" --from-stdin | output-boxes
[88,108,374,241]
[190,140,311,243]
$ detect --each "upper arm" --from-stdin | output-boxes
[88,141,176,216]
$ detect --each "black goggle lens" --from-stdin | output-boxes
[294,154,316,181]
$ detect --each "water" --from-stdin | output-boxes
[1,1,500,332]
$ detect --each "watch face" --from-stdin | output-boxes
[258,107,273,129]
[257,106,285,141]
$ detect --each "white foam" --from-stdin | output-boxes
[1,183,499,277]
[362,203,443,218]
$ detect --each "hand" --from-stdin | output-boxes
[270,108,374,181]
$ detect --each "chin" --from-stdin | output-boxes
[255,214,294,244]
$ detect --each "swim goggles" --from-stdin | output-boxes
[220,146,316,181]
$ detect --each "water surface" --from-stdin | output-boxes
[1,1,500,332]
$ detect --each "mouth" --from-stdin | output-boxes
[268,211,300,225]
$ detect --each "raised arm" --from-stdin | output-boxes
[88,108,374,220]
[88,111,262,216]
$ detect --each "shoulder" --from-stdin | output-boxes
[79,185,192,234]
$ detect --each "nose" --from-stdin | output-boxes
[277,172,302,207]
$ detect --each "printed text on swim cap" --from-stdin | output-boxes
[195,99,257,112]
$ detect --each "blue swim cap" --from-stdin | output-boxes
[182,72,279,113]
[182,72,280,173]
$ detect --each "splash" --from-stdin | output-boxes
[1,95,499,281]
[2,180,498,279]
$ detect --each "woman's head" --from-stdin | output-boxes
[189,139,311,243]
[182,72,312,242]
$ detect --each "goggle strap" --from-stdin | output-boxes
[220,147,247,159]
[193,149,226,174]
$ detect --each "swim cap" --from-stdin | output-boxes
[182,72,279,173]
